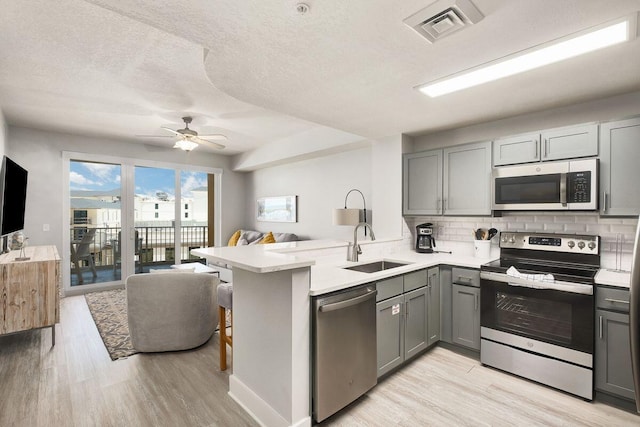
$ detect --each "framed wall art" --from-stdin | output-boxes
[257,195,297,222]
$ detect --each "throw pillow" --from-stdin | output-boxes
[259,231,276,244]
[227,230,241,246]
[238,230,264,245]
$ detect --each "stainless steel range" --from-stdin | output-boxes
[480,231,600,400]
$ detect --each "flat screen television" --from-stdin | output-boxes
[0,156,28,236]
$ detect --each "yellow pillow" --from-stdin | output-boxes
[259,232,276,244]
[227,230,241,246]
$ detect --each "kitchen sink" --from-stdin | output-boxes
[343,260,411,273]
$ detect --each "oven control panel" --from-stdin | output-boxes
[500,232,599,254]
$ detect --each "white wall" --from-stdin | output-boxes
[371,134,404,239]
[0,110,6,158]
[244,135,408,242]
[245,146,372,241]
[6,126,246,250]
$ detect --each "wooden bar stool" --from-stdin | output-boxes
[217,283,233,371]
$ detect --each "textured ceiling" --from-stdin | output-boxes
[1,0,640,155]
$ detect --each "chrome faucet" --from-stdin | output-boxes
[350,222,376,262]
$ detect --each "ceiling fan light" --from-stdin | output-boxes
[173,139,199,151]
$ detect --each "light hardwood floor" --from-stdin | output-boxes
[1,296,639,427]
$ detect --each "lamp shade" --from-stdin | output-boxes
[333,208,360,226]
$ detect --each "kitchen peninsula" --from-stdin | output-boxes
[193,239,496,427]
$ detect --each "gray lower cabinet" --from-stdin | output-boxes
[452,284,481,350]
[439,266,453,344]
[404,287,429,361]
[427,267,440,347]
[376,268,437,377]
[600,116,640,216]
[377,294,405,376]
[595,286,635,401]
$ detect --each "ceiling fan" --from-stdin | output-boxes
[141,116,227,151]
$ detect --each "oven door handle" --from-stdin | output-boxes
[480,271,593,295]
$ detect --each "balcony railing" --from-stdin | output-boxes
[70,225,208,286]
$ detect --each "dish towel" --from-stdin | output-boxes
[506,266,555,284]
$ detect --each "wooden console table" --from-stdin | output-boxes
[0,245,60,345]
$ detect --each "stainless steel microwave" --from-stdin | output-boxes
[492,158,598,211]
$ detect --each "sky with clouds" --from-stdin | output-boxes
[69,161,207,198]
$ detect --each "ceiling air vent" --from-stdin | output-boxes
[404,0,484,44]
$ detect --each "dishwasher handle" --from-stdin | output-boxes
[319,289,377,313]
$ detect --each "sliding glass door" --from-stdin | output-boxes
[64,153,221,294]
[68,160,122,287]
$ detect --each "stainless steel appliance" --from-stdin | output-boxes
[416,223,436,253]
[480,231,600,400]
[492,158,598,211]
[312,285,377,422]
[629,218,640,412]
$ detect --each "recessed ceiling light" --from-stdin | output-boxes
[417,15,638,98]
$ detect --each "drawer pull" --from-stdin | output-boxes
[604,298,629,305]
[457,276,473,283]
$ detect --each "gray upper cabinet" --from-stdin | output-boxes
[403,141,490,216]
[541,123,598,161]
[493,132,540,166]
[600,117,640,216]
[403,149,442,215]
[443,141,492,215]
[493,123,598,166]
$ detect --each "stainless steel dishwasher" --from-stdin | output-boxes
[312,285,377,422]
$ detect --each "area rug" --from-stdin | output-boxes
[85,288,232,361]
[85,289,137,361]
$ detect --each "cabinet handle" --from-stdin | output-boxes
[444,198,448,211]
[475,294,478,311]
[405,301,409,319]
[599,315,603,340]
[604,298,629,305]
[602,191,607,213]
[543,138,548,158]
[436,198,441,214]
[457,276,473,284]
[534,139,539,155]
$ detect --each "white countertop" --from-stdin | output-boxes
[310,250,497,295]
[191,239,347,273]
[192,239,499,295]
[595,269,631,289]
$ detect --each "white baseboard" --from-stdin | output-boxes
[229,375,310,427]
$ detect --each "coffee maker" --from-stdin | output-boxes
[416,223,436,253]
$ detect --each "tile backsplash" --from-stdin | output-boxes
[404,212,638,271]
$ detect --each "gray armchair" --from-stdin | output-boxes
[126,272,219,352]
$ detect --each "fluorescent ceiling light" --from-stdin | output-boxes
[417,16,636,98]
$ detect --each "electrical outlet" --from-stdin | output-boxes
[42,224,50,232]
